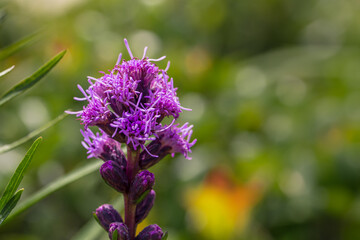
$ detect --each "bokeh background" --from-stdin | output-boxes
[1,0,360,239]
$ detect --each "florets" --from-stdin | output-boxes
[68,39,195,155]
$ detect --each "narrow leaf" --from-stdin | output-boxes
[0,189,23,225]
[0,137,42,210]
[162,231,168,240]
[135,189,151,205]
[0,50,66,106]
[112,230,118,240]
[0,65,15,78]
[0,33,39,61]
[6,161,102,222]
[0,112,68,154]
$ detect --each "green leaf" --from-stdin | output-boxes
[0,112,68,154]
[135,189,151,205]
[112,230,118,240]
[0,50,66,106]
[0,137,42,210]
[0,189,23,225]
[6,161,102,222]
[0,65,14,78]
[0,33,39,61]
[161,231,168,240]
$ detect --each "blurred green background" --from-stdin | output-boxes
[1,0,360,239]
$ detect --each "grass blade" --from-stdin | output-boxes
[0,50,66,106]
[6,161,102,222]
[0,137,42,210]
[0,189,23,225]
[0,65,15,78]
[0,112,68,154]
[0,33,39,61]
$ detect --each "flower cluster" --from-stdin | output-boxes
[68,39,196,240]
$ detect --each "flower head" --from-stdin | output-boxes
[81,128,125,163]
[69,39,193,152]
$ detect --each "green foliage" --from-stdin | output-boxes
[111,230,118,240]
[0,33,38,61]
[0,65,14,78]
[0,189,23,225]
[0,137,42,225]
[0,50,66,106]
[162,231,168,240]
[7,161,102,222]
[0,112,68,154]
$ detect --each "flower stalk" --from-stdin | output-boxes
[68,39,196,240]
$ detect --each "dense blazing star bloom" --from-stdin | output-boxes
[68,39,189,151]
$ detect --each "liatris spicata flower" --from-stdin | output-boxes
[67,39,196,240]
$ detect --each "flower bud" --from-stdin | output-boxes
[135,190,156,223]
[130,170,155,203]
[135,224,163,240]
[100,160,128,193]
[94,204,122,231]
[108,222,130,240]
[139,141,171,169]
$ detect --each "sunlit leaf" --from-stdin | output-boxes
[0,50,66,106]
[0,33,39,61]
[0,112,68,154]
[0,137,42,210]
[0,189,23,225]
[6,161,102,222]
[0,65,14,78]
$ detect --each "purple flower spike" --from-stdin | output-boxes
[135,224,163,240]
[109,222,130,240]
[81,129,126,164]
[130,170,155,203]
[94,204,122,231]
[100,161,128,193]
[135,189,156,224]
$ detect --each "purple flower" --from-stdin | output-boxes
[68,39,197,240]
[130,170,155,203]
[139,123,196,169]
[81,129,126,164]
[68,39,193,152]
[135,189,156,224]
[100,160,128,193]
[158,123,196,159]
[135,224,163,240]
[109,222,130,240]
[94,204,123,231]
